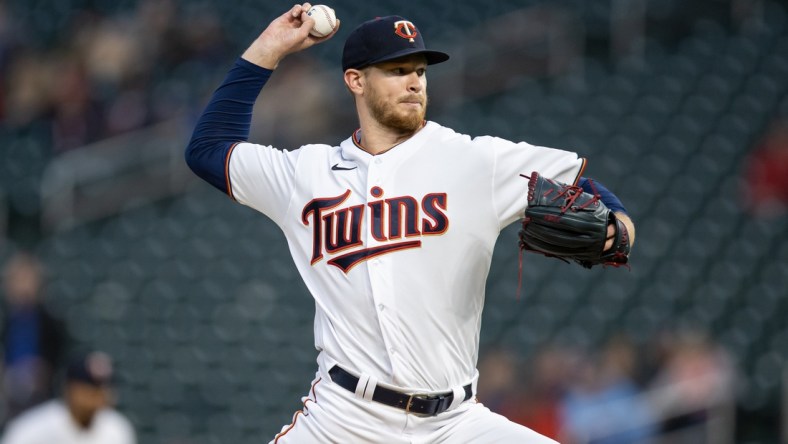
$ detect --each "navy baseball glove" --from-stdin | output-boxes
[519,172,630,268]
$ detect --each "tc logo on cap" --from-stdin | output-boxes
[394,20,418,43]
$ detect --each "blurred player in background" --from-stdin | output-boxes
[186,3,634,443]
[0,351,136,444]
[1,252,69,423]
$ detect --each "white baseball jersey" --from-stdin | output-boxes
[0,400,136,444]
[228,121,584,393]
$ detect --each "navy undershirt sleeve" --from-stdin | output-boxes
[185,58,273,193]
[578,177,627,215]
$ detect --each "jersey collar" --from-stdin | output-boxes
[342,121,435,167]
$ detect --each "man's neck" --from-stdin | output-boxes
[68,409,94,430]
[357,120,425,155]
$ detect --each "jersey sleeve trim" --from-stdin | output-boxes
[224,142,241,201]
[184,58,272,194]
[572,157,587,186]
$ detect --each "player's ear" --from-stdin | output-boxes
[344,69,364,95]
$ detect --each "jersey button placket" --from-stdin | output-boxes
[370,260,398,364]
[364,167,398,365]
[372,157,383,184]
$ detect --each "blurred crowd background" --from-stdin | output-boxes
[0,0,787,443]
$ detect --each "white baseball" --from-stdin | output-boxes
[307,5,337,38]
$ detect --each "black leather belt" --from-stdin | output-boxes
[328,365,473,416]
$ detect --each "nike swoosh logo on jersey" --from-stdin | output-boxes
[331,164,357,171]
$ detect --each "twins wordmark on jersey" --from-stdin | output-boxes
[302,186,449,272]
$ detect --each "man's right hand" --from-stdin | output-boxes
[242,3,340,70]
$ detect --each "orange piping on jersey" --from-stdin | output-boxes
[274,410,303,443]
[572,158,587,186]
[350,121,427,152]
[224,142,241,201]
[273,378,322,443]
[310,377,321,403]
[352,128,363,148]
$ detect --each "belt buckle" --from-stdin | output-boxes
[405,393,429,414]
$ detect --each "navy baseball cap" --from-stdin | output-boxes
[342,16,450,71]
[66,351,114,387]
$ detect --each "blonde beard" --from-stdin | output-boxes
[366,88,427,134]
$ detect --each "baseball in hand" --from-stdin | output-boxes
[307,5,337,37]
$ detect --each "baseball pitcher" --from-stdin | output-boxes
[185,4,635,443]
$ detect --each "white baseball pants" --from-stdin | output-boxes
[269,374,558,444]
